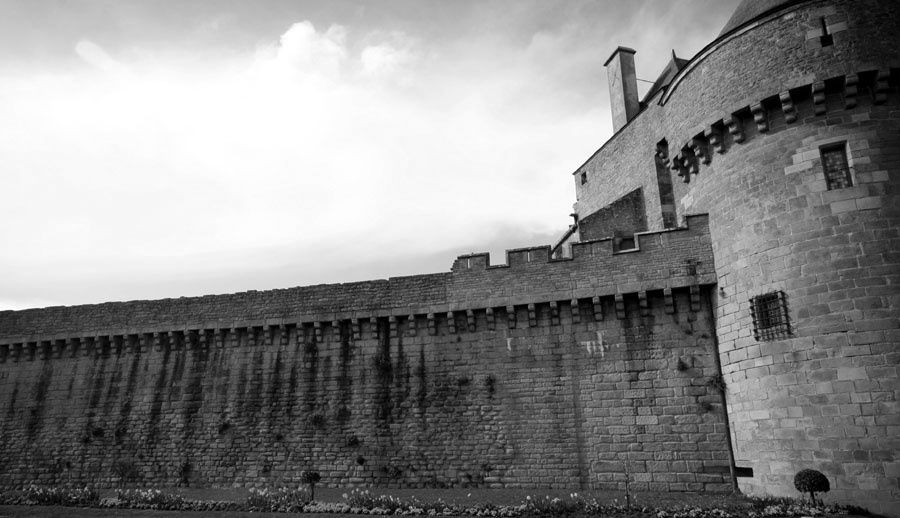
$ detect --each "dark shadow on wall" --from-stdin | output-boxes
[578,189,648,241]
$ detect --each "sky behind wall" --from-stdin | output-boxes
[0,0,740,310]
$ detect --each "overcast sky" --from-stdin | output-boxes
[0,0,740,310]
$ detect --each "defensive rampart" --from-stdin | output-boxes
[0,217,734,491]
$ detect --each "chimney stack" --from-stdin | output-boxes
[604,46,639,132]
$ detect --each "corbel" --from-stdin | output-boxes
[215,329,226,349]
[724,115,744,143]
[843,74,858,109]
[486,308,496,331]
[750,103,768,133]
[38,340,49,360]
[689,285,701,312]
[812,81,827,116]
[51,339,63,359]
[352,320,362,341]
[93,336,104,358]
[685,148,700,177]
[407,315,417,337]
[447,312,457,334]
[124,335,134,355]
[638,292,650,317]
[527,303,537,327]
[670,153,688,182]
[549,301,559,325]
[655,142,669,166]
[369,317,378,339]
[570,299,581,324]
[704,125,724,154]
[614,294,626,319]
[664,288,675,314]
[466,309,476,332]
[427,313,436,336]
[592,296,604,322]
[313,322,323,342]
[691,137,711,165]
[388,316,398,338]
[506,305,517,329]
[154,332,164,352]
[779,91,796,123]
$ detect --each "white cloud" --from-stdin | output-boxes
[74,39,127,74]
[0,20,601,308]
[260,21,348,80]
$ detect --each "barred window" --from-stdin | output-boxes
[821,143,852,190]
[750,291,791,341]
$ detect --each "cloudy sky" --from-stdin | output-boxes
[0,0,740,310]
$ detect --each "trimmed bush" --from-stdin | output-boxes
[794,469,830,504]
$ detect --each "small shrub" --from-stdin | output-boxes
[794,469,830,504]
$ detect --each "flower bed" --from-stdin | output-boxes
[0,485,866,517]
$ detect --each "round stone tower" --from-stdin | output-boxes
[572,0,899,513]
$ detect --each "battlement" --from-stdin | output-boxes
[0,214,713,353]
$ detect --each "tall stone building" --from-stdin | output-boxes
[1,0,898,514]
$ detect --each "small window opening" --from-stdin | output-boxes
[820,143,852,190]
[750,291,791,341]
[580,172,588,185]
[819,18,833,47]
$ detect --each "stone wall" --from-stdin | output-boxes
[0,219,733,491]
[0,289,731,491]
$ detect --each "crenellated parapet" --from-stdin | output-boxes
[664,68,897,183]
[0,215,714,362]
